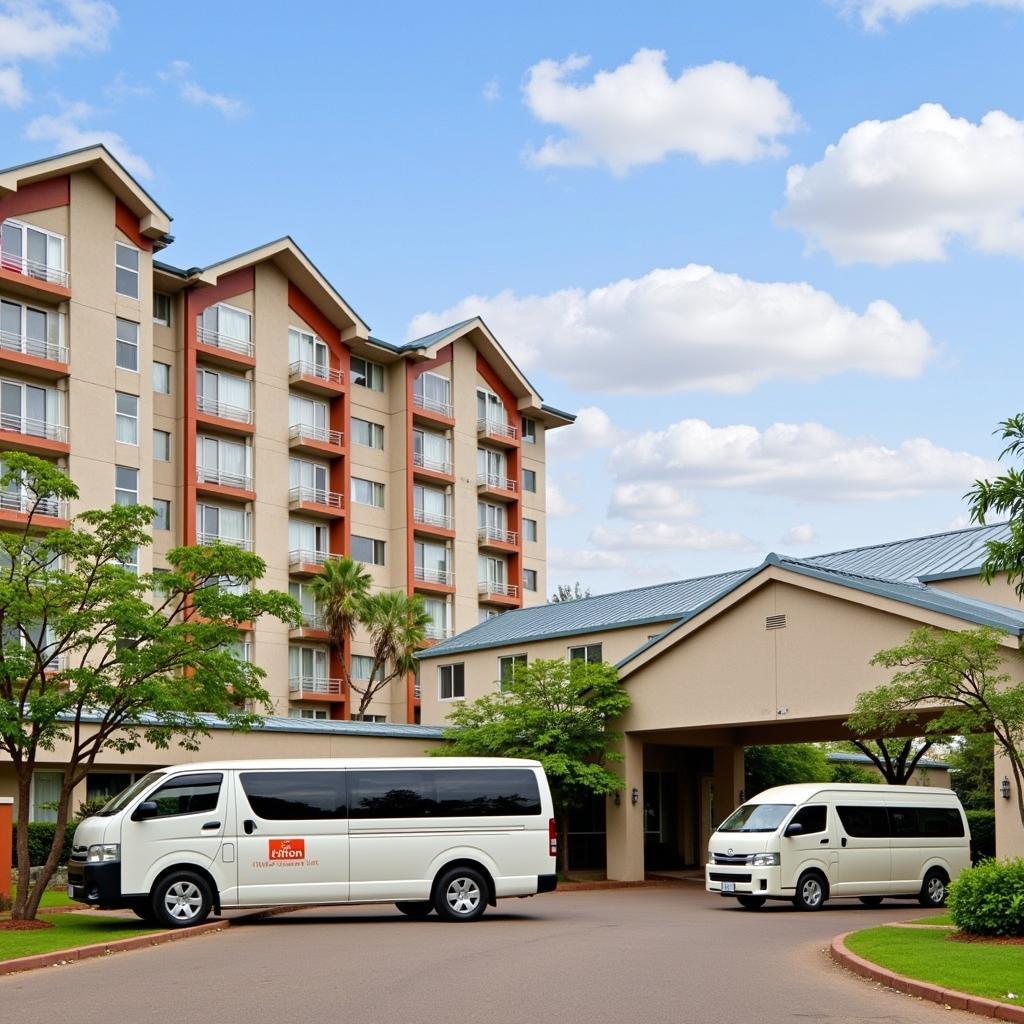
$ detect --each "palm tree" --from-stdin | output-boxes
[356,590,430,717]
[309,556,372,694]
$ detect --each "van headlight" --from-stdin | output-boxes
[86,843,120,863]
[752,853,780,867]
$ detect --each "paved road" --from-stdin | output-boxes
[2,886,967,1024]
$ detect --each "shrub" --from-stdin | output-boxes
[965,809,996,862]
[948,858,1024,936]
[11,822,77,868]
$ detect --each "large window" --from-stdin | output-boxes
[836,805,890,839]
[288,327,327,372]
[115,465,138,506]
[199,303,251,355]
[1,219,65,284]
[479,554,506,588]
[0,298,64,361]
[477,447,507,485]
[789,804,828,835]
[351,654,374,680]
[240,771,346,820]
[288,393,329,437]
[290,708,328,721]
[197,368,251,422]
[199,504,250,547]
[115,392,138,444]
[351,534,386,566]
[351,355,384,391]
[888,807,965,839]
[423,597,450,640]
[413,371,451,414]
[476,388,505,427]
[198,435,251,489]
[147,773,222,818]
[351,417,384,449]
[0,378,62,438]
[415,539,449,581]
[289,457,329,501]
[413,428,452,473]
[289,645,329,685]
[289,582,323,628]
[569,643,602,664]
[289,518,329,557]
[115,242,140,299]
[478,501,506,534]
[498,653,527,692]
[414,484,450,527]
[352,477,384,508]
[439,662,465,701]
[115,318,139,371]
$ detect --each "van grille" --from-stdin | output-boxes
[712,853,753,865]
[709,872,752,883]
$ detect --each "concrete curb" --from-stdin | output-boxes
[556,879,686,892]
[830,930,1024,1022]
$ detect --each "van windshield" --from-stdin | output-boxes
[94,772,166,816]
[719,803,794,833]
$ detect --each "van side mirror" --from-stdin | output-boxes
[784,822,804,838]
[132,800,158,821]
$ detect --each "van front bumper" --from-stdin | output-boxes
[67,860,128,909]
[705,864,782,898]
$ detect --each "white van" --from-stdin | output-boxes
[68,758,557,927]
[705,783,970,911]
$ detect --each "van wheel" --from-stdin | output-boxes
[859,896,884,907]
[433,867,488,922]
[395,901,433,918]
[918,869,948,908]
[737,895,766,910]
[131,904,158,924]
[151,870,213,929]
[793,871,828,911]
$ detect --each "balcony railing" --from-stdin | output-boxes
[196,325,254,358]
[413,450,453,475]
[413,391,454,418]
[0,250,70,288]
[228,643,253,664]
[424,623,454,641]
[197,466,253,490]
[413,506,454,530]
[298,609,327,631]
[196,395,253,424]
[414,565,453,586]
[0,490,68,518]
[288,423,343,448]
[479,579,519,599]
[478,417,518,441]
[478,525,518,546]
[0,328,68,364]
[288,548,334,567]
[0,413,68,443]
[288,485,343,509]
[289,360,343,386]
[477,472,516,493]
[289,676,342,696]
[196,531,253,551]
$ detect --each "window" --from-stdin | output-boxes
[413,428,452,473]
[115,466,138,506]
[115,242,140,299]
[413,371,451,414]
[288,393,329,438]
[115,392,138,444]
[498,653,527,692]
[522,418,537,444]
[479,608,499,623]
[479,554,506,589]
[423,597,450,639]
[351,417,384,449]
[200,504,250,547]
[119,545,139,575]
[240,771,346,820]
[1,219,64,284]
[351,355,384,391]
[147,773,222,818]
[789,804,828,835]
[153,292,171,326]
[439,663,465,701]
[523,518,538,542]
[198,368,252,421]
[352,477,385,508]
[31,770,63,823]
[569,643,602,664]
[289,644,329,684]
[414,484,450,527]
[153,498,171,531]
[0,298,64,361]
[0,378,62,438]
[290,708,328,720]
[153,429,171,461]
[201,303,252,354]
[350,714,387,723]
[289,457,329,500]
[836,805,890,838]
[152,361,171,394]
[351,655,374,680]
[352,534,386,566]
[523,468,537,492]
[115,318,139,371]
[288,327,328,373]
[289,518,328,557]
[476,388,505,427]
[415,540,449,580]
[889,806,965,839]
[199,435,251,489]
[477,447,507,485]
[524,568,538,592]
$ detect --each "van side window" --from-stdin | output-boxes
[240,772,347,820]
[790,804,827,834]
[148,773,222,817]
[836,805,889,838]
[890,806,964,838]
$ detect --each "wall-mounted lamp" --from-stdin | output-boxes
[631,787,639,806]
[613,792,621,806]
[1001,776,1012,800]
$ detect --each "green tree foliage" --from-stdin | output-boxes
[840,737,936,784]
[550,581,591,603]
[0,454,299,920]
[947,732,996,810]
[743,744,831,796]
[435,658,630,870]
[847,626,1024,832]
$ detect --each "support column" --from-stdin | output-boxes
[995,751,1024,858]
[712,746,745,828]
[606,734,645,881]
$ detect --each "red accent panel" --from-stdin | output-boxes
[0,176,69,222]
[115,199,152,252]
[288,282,341,346]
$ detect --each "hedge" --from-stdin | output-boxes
[965,809,996,862]
[948,858,1024,937]
[11,822,77,868]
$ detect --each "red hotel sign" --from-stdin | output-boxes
[268,839,305,860]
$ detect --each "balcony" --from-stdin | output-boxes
[478,525,518,551]
[289,360,344,397]
[0,250,71,301]
[290,609,329,641]
[288,485,344,518]
[0,327,69,379]
[289,676,344,701]
[412,449,453,482]
[413,565,454,593]
[478,417,518,447]
[195,326,255,368]
[288,423,344,457]
[288,548,340,576]
[412,505,455,537]
[196,465,255,500]
[195,395,254,435]
[196,531,253,551]
[478,579,520,606]
[0,489,70,527]
[412,390,455,426]
[0,413,70,456]
[423,622,454,642]
[476,471,517,501]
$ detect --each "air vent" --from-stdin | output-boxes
[765,613,787,630]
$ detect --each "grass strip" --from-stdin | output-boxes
[0,912,160,962]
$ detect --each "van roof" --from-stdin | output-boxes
[747,782,957,803]
[151,757,542,772]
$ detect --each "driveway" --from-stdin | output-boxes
[1,885,968,1024]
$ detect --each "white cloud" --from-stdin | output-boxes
[609,483,701,520]
[782,523,817,545]
[408,264,933,394]
[24,100,151,178]
[523,50,800,174]
[546,480,579,519]
[482,78,501,102]
[591,522,750,551]
[609,418,996,501]
[160,60,243,118]
[838,0,1024,29]
[0,65,27,107]
[547,406,625,454]
[0,0,116,62]
[780,103,1024,264]
[103,71,151,100]
[548,547,629,571]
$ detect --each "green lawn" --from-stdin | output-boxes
[38,891,76,910]
[0,913,161,962]
[846,926,1023,1004]
[904,912,954,926]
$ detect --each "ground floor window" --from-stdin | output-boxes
[351,713,387,723]
[31,770,63,822]
[289,708,328,720]
[567,793,607,871]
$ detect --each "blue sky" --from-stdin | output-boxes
[4,0,1024,594]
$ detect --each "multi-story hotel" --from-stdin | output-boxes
[0,145,574,731]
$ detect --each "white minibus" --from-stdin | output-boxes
[68,758,557,927]
[705,783,971,911]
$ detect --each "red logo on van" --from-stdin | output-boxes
[268,839,305,860]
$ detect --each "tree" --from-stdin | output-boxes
[840,737,936,785]
[0,454,299,921]
[551,581,590,603]
[847,626,1024,831]
[744,744,830,796]
[435,658,631,871]
[310,556,372,697]
[947,732,996,810]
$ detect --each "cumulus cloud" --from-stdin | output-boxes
[522,50,799,174]
[609,418,996,501]
[780,103,1024,264]
[0,0,116,61]
[838,0,1024,29]
[546,480,579,519]
[608,483,701,520]
[590,522,750,551]
[160,60,243,118]
[547,406,625,454]
[0,65,27,107]
[408,264,933,394]
[24,100,151,178]
[782,523,817,545]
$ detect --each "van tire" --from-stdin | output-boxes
[793,871,828,911]
[131,904,158,923]
[737,895,766,909]
[859,896,884,907]
[396,901,433,918]
[918,869,948,908]
[151,870,213,928]
[433,866,488,922]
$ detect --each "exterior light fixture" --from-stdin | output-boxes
[631,787,639,806]
[1001,776,1012,800]
[613,792,620,806]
